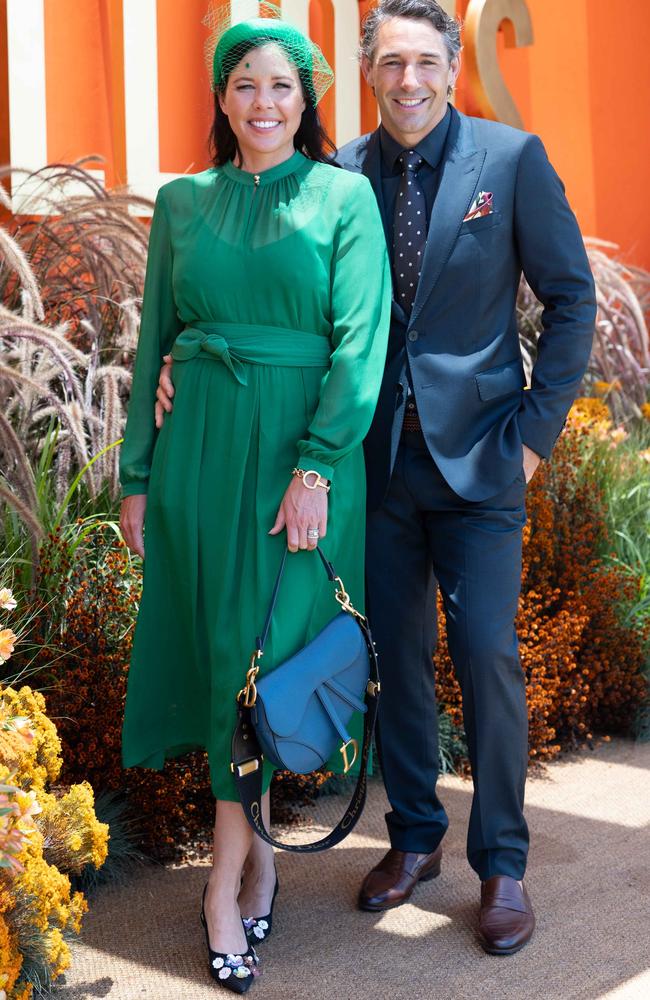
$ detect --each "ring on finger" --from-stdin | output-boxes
[306,527,320,539]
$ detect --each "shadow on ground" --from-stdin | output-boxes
[55,739,650,1000]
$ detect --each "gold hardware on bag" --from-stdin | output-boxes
[334,576,366,623]
[231,758,261,777]
[238,649,263,707]
[340,738,359,774]
[366,680,381,697]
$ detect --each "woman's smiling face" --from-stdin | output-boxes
[219,43,306,170]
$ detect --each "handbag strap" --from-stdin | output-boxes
[256,545,337,652]
[231,613,379,852]
[240,546,360,711]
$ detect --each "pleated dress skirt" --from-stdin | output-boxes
[121,335,367,800]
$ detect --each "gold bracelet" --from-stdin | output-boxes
[292,468,331,493]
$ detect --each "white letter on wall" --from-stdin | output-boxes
[330,0,360,145]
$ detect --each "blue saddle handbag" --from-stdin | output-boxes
[253,610,369,774]
[231,546,380,852]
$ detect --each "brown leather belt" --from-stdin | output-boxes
[402,399,421,433]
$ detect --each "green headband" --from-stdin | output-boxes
[212,17,334,107]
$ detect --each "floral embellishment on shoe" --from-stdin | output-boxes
[245,951,260,977]
[212,950,259,979]
[244,916,269,939]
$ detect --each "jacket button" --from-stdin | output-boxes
[408,329,419,342]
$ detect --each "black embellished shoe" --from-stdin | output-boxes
[200,885,260,992]
[243,875,279,946]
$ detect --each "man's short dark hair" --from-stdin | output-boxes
[359,0,462,65]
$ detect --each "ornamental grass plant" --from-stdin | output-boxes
[0,164,151,558]
[518,238,650,424]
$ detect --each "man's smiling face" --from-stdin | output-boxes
[362,16,460,148]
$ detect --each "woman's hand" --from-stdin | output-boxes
[120,494,147,559]
[155,354,175,429]
[269,476,328,552]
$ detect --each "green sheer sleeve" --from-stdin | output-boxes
[295,177,391,482]
[120,191,183,497]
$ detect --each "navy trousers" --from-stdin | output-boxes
[365,430,529,881]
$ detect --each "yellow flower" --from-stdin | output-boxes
[45,926,70,978]
[12,985,34,1000]
[0,631,17,665]
[69,891,88,934]
[0,590,17,612]
[0,911,22,996]
[641,402,650,421]
[0,687,62,790]
[567,397,612,435]
[639,449,650,463]
[0,775,41,871]
[593,379,620,396]
[0,686,103,990]
[44,783,109,872]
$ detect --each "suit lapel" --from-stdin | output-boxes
[410,113,486,327]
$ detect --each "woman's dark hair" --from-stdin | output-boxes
[209,39,337,167]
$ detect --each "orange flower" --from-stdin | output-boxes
[0,630,17,665]
[641,402,650,421]
[5,716,34,747]
[609,426,629,445]
[593,380,620,396]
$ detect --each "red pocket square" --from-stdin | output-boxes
[463,191,494,222]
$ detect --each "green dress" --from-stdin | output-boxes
[120,151,391,800]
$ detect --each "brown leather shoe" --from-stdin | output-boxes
[358,846,442,912]
[478,876,535,955]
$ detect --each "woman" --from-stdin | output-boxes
[119,10,390,992]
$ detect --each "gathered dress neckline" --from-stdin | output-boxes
[221,150,307,186]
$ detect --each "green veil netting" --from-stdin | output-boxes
[203,1,334,106]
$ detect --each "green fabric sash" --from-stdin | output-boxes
[171,322,331,386]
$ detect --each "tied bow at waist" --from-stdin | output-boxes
[171,322,331,386]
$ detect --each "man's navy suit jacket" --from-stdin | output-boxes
[337,106,597,509]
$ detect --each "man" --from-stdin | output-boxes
[153,0,596,955]
[339,0,594,955]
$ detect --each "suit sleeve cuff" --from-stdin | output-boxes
[517,411,562,460]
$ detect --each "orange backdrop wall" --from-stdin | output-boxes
[3,0,650,268]
[489,0,650,270]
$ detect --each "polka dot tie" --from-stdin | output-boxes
[393,151,426,314]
